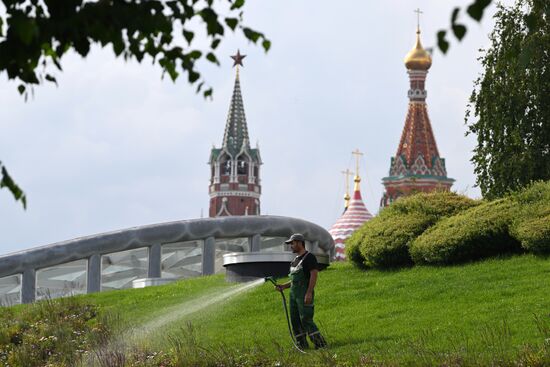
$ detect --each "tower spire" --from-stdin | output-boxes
[222,51,250,156]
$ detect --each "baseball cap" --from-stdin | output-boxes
[284,233,305,244]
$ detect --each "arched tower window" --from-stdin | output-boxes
[237,156,248,175]
[220,155,231,176]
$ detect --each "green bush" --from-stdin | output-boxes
[510,181,550,254]
[410,198,522,265]
[344,233,367,269]
[346,191,479,268]
[513,214,550,254]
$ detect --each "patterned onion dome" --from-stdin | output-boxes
[329,182,373,261]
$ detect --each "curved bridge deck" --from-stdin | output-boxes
[0,216,334,305]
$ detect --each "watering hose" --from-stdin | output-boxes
[264,277,306,354]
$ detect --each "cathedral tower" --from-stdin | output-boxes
[208,51,262,217]
[380,23,454,207]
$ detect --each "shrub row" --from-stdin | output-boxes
[347,181,550,268]
[410,198,521,265]
[346,191,479,268]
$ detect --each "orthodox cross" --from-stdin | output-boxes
[341,168,353,211]
[341,168,353,196]
[352,149,364,179]
[414,8,423,31]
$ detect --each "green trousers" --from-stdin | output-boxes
[288,278,327,348]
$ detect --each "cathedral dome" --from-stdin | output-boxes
[404,30,432,70]
[329,174,373,261]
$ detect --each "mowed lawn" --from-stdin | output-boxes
[84,254,550,363]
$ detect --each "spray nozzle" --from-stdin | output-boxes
[264,276,277,285]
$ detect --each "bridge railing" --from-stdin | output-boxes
[0,216,334,305]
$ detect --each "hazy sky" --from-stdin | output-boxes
[0,0,503,255]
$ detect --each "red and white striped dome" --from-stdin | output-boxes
[329,188,373,260]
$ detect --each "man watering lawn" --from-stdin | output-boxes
[275,233,327,349]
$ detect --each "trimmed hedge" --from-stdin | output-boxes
[346,191,479,268]
[510,181,550,254]
[410,198,522,265]
[513,214,550,254]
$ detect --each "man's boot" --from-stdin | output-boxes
[309,331,327,349]
[295,332,309,349]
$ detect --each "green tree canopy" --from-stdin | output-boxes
[466,0,550,199]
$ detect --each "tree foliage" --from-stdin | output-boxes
[436,0,494,54]
[0,0,269,98]
[466,0,550,199]
[0,0,269,207]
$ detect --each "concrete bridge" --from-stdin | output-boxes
[0,216,334,305]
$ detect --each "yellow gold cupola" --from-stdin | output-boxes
[404,28,432,70]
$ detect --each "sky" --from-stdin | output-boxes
[0,0,503,255]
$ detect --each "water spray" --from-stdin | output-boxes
[264,276,306,354]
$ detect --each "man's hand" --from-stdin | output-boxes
[304,291,313,305]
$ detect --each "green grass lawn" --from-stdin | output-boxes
[77,254,550,365]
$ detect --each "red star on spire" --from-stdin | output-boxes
[230,50,246,67]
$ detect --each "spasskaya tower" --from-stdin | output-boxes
[208,51,262,217]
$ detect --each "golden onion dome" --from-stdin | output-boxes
[404,29,432,70]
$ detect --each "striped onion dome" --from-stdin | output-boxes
[329,182,373,261]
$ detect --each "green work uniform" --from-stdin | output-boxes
[289,252,327,349]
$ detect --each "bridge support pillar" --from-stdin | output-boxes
[202,237,215,275]
[148,243,162,278]
[249,234,261,252]
[87,254,101,293]
[21,269,36,304]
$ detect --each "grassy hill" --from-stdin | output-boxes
[4,254,550,366]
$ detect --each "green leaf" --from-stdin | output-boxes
[437,30,449,54]
[45,74,57,86]
[112,39,125,56]
[188,71,200,83]
[225,17,238,31]
[262,39,271,52]
[18,85,25,95]
[74,38,91,56]
[242,27,261,43]
[12,16,39,45]
[200,8,224,36]
[230,0,245,10]
[203,88,213,99]
[183,30,194,44]
[211,38,221,49]
[206,52,219,65]
[188,50,202,59]
[0,165,27,209]
[452,24,467,41]
[466,0,492,21]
